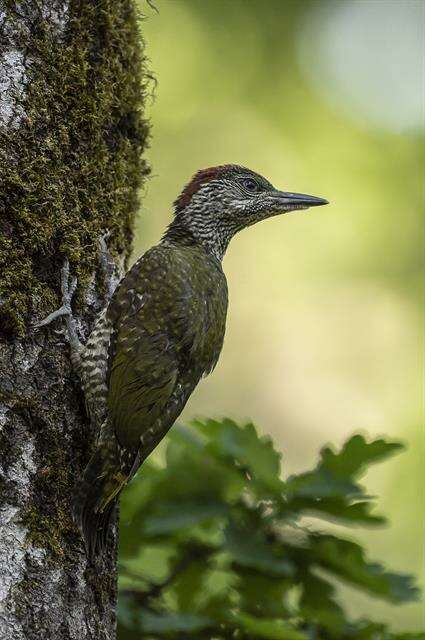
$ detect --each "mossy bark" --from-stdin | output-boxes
[0,1,149,638]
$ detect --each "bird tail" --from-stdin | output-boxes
[72,419,130,561]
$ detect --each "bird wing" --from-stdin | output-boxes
[104,245,202,452]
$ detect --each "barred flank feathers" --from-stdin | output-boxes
[72,420,128,560]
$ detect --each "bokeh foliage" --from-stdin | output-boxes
[133,0,424,629]
[118,419,422,640]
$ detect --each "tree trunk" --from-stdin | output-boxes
[0,1,149,638]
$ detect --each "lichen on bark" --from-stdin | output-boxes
[0,1,150,638]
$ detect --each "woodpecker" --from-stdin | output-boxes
[36,164,328,559]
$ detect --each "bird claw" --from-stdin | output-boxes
[34,304,69,329]
[61,258,78,302]
[34,259,78,329]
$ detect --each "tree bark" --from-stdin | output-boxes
[0,1,149,638]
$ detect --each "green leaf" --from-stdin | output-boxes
[225,521,294,577]
[159,425,246,503]
[391,635,425,640]
[231,613,307,639]
[117,594,136,630]
[333,622,425,640]
[285,435,403,506]
[195,418,284,494]
[309,534,419,603]
[285,469,360,500]
[299,570,345,631]
[319,435,404,480]
[285,496,386,526]
[143,499,228,536]
[237,570,292,617]
[140,611,212,634]
[172,559,207,611]
[120,544,175,585]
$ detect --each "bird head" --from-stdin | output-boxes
[168,164,328,259]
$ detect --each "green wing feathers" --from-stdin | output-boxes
[108,328,179,451]
[73,244,228,559]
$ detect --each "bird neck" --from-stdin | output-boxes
[162,213,234,261]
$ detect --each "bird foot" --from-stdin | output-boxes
[34,259,82,355]
[35,259,77,328]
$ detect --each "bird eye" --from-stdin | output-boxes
[240,177,260,192]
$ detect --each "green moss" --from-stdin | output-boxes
[0,392,77,560]
[0,0,150,337]
[20,418,82,561]
[22,506,72,560]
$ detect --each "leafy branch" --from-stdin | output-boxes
[117,419,423,640]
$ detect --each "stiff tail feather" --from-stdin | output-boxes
[72,421,130,560]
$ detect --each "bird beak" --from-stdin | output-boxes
[274,191,329,209]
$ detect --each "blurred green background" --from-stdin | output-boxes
[131,0,424,631]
